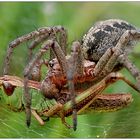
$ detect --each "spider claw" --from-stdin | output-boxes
[73,110,77,131]
[73,126,77,131]
[26,113,31,127]
[26,120,31,128]
[73,122,77,131]
[25,107,31,128]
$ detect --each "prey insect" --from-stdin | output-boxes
[0,73,133,127]
[2,19,140,130]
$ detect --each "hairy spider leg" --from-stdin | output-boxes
[48,40,68,74]
[23,39,85,130]
[50,40,81,130]
[24,42,50,127]
[43,26,67,60]
[66,42,81,131]
[118,54,140,91]
[92,48,113,76]
[23,39,68,127]
[103,30,140,91]
[30,27,67,81]
[4,27,51,75]
[71,41,84,76]
[28,34,49,60]
[66,41,85,130]
[52,26,68,58]
[3,26,67,75]
[27,35,50,81]
[28,26,67,62]
[93,30,140,92]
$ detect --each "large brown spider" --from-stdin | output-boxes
[3,19,140,131]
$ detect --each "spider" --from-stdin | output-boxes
[3,19,140,131]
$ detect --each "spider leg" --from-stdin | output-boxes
[71,41,84,76]
[49,26,67,60]
[24,39,68,127]
[56,26,67,56]
[28,27,67,80]
[49,40,68,74]
[28,38,49,82]
[28,39,49,82]
[28,34,49,60]
[47,41,82,130]
[3,26,67,75]
[67,72,77,131]
[118,54,140,91]
[93,48,113,76]
[66,41,83,131]
[42,41,82,130]
[93,30,140,81]
[102,30,140,74]
[28,26,67,61]
[4,27,52,75]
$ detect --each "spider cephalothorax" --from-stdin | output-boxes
[2,19,140,131]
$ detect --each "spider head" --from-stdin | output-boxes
[48,58,61,72]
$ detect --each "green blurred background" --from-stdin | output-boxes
[1,2,140,138]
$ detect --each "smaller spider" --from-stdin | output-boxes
[3,19,140,131]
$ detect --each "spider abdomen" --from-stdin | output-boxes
[82,19,136,62]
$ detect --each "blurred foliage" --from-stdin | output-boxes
[1,1,140,138]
